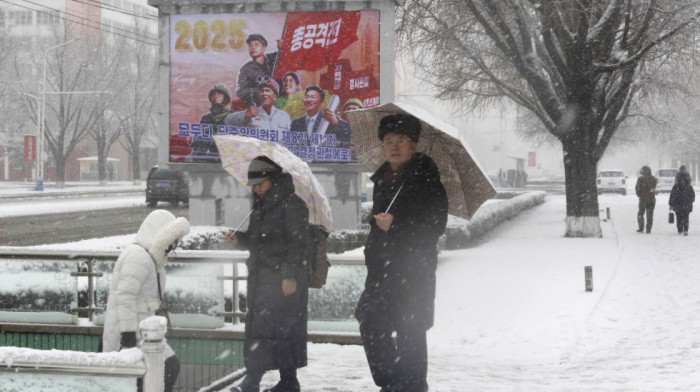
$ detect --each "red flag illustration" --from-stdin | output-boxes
[274,11,361,79]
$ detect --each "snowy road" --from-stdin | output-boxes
[0,197,188,246]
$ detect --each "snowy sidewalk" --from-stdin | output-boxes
[0,181,144,201]
[294,193,700,391]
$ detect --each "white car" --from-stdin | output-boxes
[597,170,627,195]
[655,168,678,194]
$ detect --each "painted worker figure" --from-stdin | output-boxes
[237,33,279,107]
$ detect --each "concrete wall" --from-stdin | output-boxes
[149,0,396,229]
[186,163,365,229]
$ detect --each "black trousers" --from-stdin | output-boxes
[359,318,428,392]
[676,210,691,233]
[637,200,655,231]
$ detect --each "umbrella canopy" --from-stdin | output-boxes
[213,135,334,232]
[347,102,496,220]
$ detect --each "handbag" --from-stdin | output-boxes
[669,211,675,224]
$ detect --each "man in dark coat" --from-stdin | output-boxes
[675,165,693,185]
[635,165,657,233]
[290,86,353,150]
[227,156,309,392]
[670,174,695,236]
[355,114,448,392]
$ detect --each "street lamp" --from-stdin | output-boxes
[35,37,81,191]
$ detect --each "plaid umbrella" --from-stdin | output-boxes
[347,102,496,220]
[213,135,334,232]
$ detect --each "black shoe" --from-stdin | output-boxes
[263,379,300,392]
[684,231,689,236]
[231,378,260,392]
[637,229,643,233]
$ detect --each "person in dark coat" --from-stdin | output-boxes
[227,156,309,392]
[635,166,657,233]
[669,174,695,236]
[290,86,353,150]
[355,113,448,392]
[675,165,692,185]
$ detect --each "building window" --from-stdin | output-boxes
[37,10,59,25]
[9,10,33,25]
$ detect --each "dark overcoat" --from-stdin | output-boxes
[236,173,309,373]
[635,174,657,203]
[670,183,695,213]
[355,153,448,330]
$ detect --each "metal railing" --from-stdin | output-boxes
[0,249,364,323]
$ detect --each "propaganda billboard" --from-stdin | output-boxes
[169,11,380,164]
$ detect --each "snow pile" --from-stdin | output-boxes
[443,191,546,248]
[0,346,143,368]
[0,347,143,391]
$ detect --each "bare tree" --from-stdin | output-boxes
[397,0,700,237]
[117,18,158,185]
[88,35,130,185]
[29,26,114,187]
[0,17,28,176]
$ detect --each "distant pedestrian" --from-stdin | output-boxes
[675,165,692,185]
[670,174,695,236]
[635,166,657,233]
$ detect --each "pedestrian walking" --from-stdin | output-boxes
[675,164,693,185]
[355,113,449,392]
[670,173,695,235]
[226,156,310,392]
[635,165,657,233]
[102,209,190,392]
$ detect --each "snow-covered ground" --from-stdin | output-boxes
[0,196,145,217]
[295,192,700,391]
[3,187,700,391]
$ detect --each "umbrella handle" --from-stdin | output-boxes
[385,183,404,214]
[229,210,254,235]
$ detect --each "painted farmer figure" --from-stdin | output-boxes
[355,114,448,392]
[225,79,291,131]
[237,34,279,107]
[227,156,309,392]
[102,209,190,392]
[635,165,657,233]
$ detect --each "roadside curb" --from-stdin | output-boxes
[0,189,144,202]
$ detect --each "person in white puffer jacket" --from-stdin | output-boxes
[102,209,190,392]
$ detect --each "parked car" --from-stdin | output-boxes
[597,170,627,195]
[146,166,189,207]
[655,168,678,194]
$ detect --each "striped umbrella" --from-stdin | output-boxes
[213,135,334,232]
[347,102,496,220]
